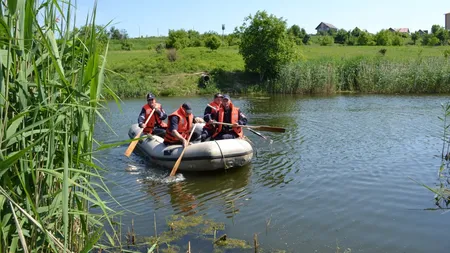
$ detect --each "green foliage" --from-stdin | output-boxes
[225,33,240,46]
[391,35,403,46]
[428,36,441,46]
[375,30,392,46]
[154,42,165,53]
[166,29,189,49]
[204,34,222,50]
[431,24,441,35]
[351,27,362,37]
[319,36,334,46]
[1,1,119,252]
[238,10,297,80]
[167,48,178,62]
[121,40,132,50]
[108,26,128,40]
[105,45,450,97]
[188,29,203,47]
[334,29,349,44]
[357,31,372,45]
[277,56,450,94]
[444,49,450,58]
[411,32,419,45]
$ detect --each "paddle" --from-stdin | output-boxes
[248,128,267,139]
[213,122,286,133]
[205,104,285,133]
[169,124,197,177]
[124,109,155,157]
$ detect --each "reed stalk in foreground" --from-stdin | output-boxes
[1,0,119,252]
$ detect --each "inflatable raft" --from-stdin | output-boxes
[128,124,254,172]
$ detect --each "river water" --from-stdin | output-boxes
[94,94,450,252]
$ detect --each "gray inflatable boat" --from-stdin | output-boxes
[128,124,253,172]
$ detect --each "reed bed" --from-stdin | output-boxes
[276,56,450,94]
[1,0,119,252]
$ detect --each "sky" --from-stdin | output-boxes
[74,0,450,37]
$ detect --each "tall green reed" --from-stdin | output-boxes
[276,56,450,94]
[1,0,119,252]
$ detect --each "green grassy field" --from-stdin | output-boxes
[106,42,450,98]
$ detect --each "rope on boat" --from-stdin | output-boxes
[215,140,228,169]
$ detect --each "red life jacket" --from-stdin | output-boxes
[143,103,168,134]
[208,101,220,114]
[204,101,221,131]
[212,103,243,138]
[164,106,193,144]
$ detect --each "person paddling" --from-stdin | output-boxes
[164,103,202,146]
[201,93,223,142]
[138,93,167,137]
[202,94,248,140]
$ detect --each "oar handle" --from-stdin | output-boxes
[169,123,197,177]
[124,109,155,157]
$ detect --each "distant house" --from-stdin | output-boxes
[388,28,410,33]
[417,29,428,35]
[315,22,337,33]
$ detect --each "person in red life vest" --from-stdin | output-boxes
[164,103,202,146]
[211,94,248,140]
[200,93,223,142]
[138,93,168,137]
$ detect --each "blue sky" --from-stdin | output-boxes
[75,0,449,37]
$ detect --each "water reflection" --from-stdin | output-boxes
[94,94,450,253]
[139,165,252,217]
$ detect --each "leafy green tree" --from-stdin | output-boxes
[319,36,334,45]
[287,24,302,37]
[302,34,311,44]
[166,29,189,49]
[428,36,440,46]
[334,29,349,44]
[436,28,449,45]
[287,25,308,45]
[431,24,441,35]
[327,28,337,37]
[357,31,371,45]
[108,26,128,40]
[238,11,297,80]
[411,32,419,45]
[351,27,362,37]
[374,29,391,46]
[204,34,222,50]
[225,33,240,46]
[391,35,403,46]
[421,34,431,46]
[187,29,202,47]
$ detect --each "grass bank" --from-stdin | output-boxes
[106,42,450,98]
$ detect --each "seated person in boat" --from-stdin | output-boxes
[201,93,223,142]
[202,94,247,141]
[138,93,167,137]
[164,103,202,146]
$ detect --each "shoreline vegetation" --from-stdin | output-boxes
[106,40,450,98]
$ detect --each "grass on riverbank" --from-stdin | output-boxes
[106,44,450,98]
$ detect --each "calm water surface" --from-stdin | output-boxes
[94,94,450,252]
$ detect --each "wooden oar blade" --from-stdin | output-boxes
[124,139,139,157]
[251,126,286,133]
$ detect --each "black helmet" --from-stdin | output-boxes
[146,93,155,100]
